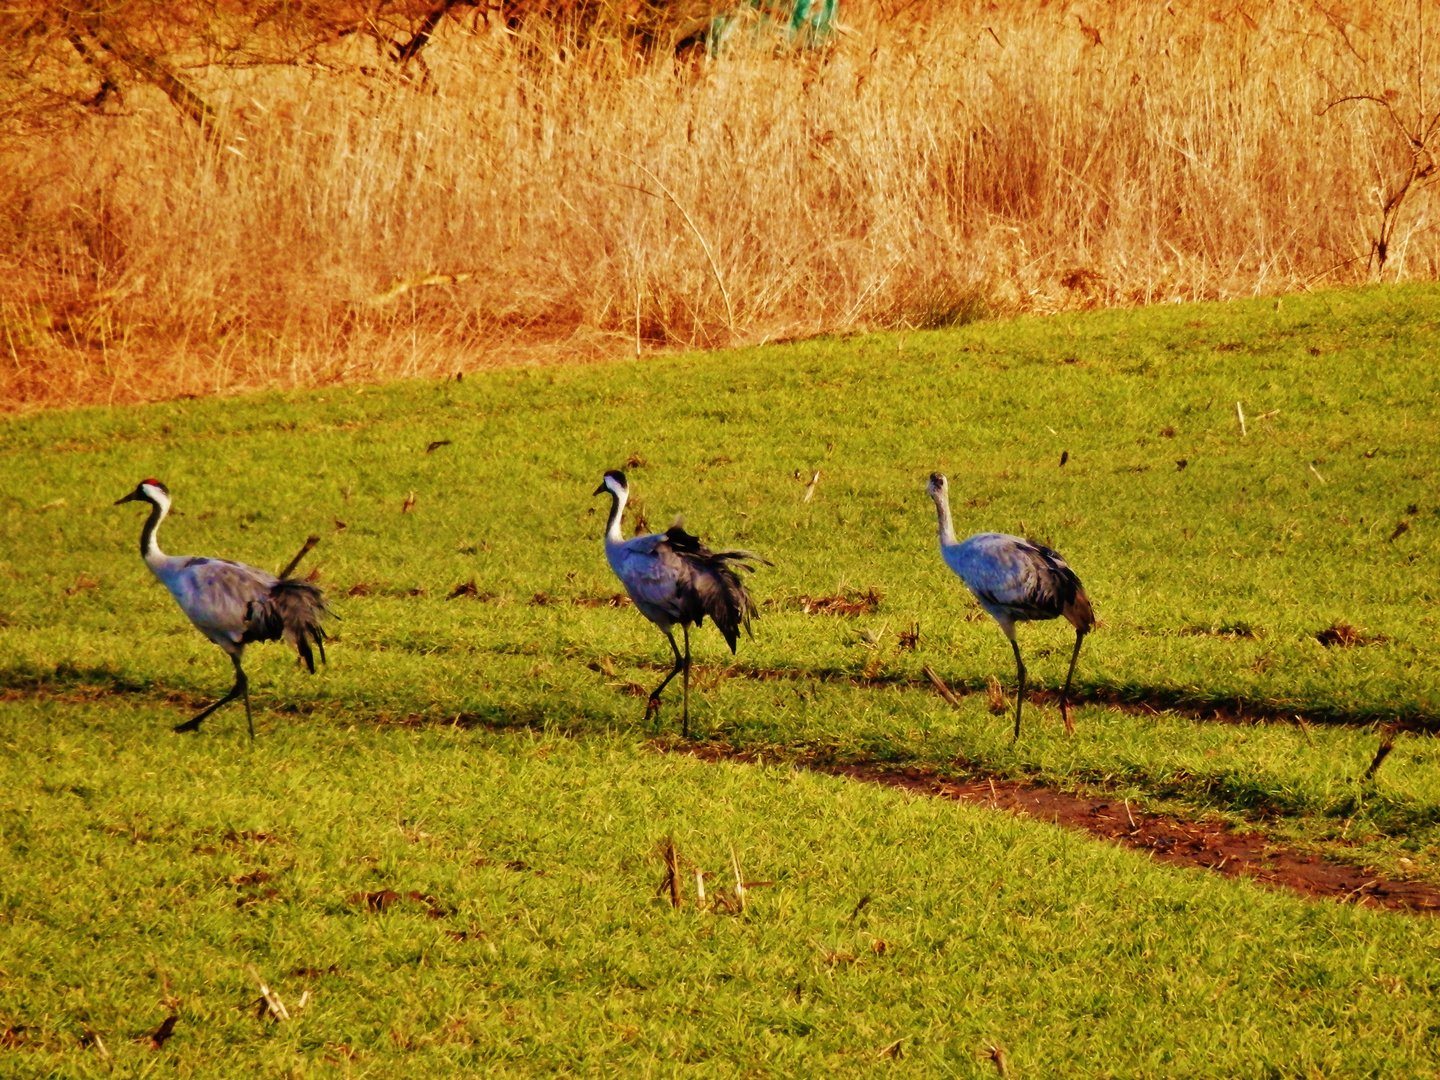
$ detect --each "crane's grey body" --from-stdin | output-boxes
[159,557,283,647]
[116,479,329,736]
[942,532,1087,636]
[595,470,766,736]
[928,473,1093,738]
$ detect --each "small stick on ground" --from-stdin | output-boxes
[247,965,290,1021]
[731,846,747,913]
[1124,798,1137,829]
[923,665,963,708]
[145,1016,177,1051]
[83,1027,110,1064]
[1364,732,1397,781]
[661,836,682,909]
[278,534,320,580]
[1296,715,1315,747]
[1236,401,1247,437]
[987,1042,1010,1077]
[802,470,821,503]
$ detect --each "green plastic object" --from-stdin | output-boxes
[706,0,839,52]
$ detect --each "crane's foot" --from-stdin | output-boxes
[173,717,203,734]
[1061,702,1075,737]
[644,696,661,723]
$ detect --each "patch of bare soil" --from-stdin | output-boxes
[1314,621,1389,648]
[529,591,630,608]
[685,747,1440,916]
[764,587,884,617]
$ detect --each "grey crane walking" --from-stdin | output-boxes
[115,479,330,737]
[594,470,768,737]
[926,472,1094,739]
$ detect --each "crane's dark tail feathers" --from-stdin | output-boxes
[1016,540,1095,633]
[665,526,770,654]
[265,578,331,673]
[695,553,765,652]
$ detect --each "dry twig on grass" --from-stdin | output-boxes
[247,965,290,1021]
[923,665,963,708]
[278,534,319,580]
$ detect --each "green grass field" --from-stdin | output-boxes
[3,283,1440,1074]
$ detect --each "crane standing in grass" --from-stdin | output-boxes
[926,472,1094,739]
[593,470,768,737]
[115,479,330,737]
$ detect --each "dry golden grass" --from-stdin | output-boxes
[1,0,1437,411]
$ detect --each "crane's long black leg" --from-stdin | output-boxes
[1011,638,1027,742]
[682,622,691,740]
[235,655,254,740]
[1059,629,1086,737]
[646,628,686,728]
[175,654,245,734]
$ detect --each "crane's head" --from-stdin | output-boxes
[926,472,948,499]
[593,470,628,498]
[115,479,170,509]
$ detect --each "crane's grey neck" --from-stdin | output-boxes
[603,486,628,544]
[931,489,958,547]
[139,499,169,563]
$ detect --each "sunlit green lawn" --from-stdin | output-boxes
[3,283,1440,1073]
[4,697,1440,1078]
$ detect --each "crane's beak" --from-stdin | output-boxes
[592,483,608,496]
[114,490,141,505]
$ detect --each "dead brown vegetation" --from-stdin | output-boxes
[1315,621,1388,647]
[770,586,883,616]
[3,0,1439,410]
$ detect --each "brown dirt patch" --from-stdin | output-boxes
[530,591,630,608]
[1315,621,1389,648]
[765,587,883,617]
[684,747,1440,916]
[445,579,496,601]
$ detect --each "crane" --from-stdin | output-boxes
[926,472,1094,739]
[114,479,330,737]
[593,470,768,737]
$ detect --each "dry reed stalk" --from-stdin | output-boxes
[922,664,963,708]
[2,0,1438,411]
[661,835,682,909]
[279,534,320,580]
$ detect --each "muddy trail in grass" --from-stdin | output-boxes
[9,666,1440,913]
[635,659,1440,741]
[686,746,1440,916]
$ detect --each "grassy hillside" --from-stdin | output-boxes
[4,283,1437,709]
[2,283,1440,1072]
